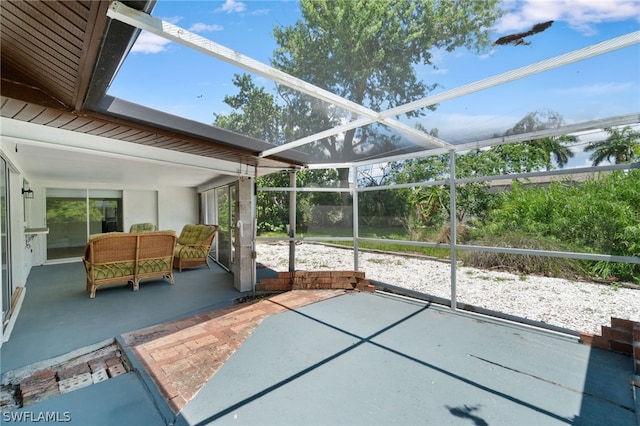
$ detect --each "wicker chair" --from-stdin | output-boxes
[174,224,219,272]
[129,223,157,232]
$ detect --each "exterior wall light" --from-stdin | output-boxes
[22,188,34,199]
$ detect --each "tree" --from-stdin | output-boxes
[387,109,578,233]
[393,150,497,227]
[533,135,575,169]
[497,110,575,172]
[585,126,640,166]
[213,1,503,230]
[213,74,283,143]
[357,163,412,229]
[271,0,503,162]
[252,169,344,234]
[270,0,503,222]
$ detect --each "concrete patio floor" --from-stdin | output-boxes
[1,262,638,425]
[1,261,245,372]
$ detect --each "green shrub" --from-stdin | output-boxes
[475,170,640,282]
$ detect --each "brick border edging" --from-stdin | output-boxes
[256,270,376,292]
[579,317,640,374]
[119,290,349,414]
[1,341,128,412]
[116,335,177,425]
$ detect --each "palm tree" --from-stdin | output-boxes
[505,109,575,170]
[585,126,640,166]
[526,134,576,170]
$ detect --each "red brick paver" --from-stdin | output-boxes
[121,290,347,413]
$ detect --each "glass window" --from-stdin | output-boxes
[202,184,236,271]
[1,157,11,324]
[46,189,122,260]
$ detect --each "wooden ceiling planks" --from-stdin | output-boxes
[0,0,99,108]
[0,1,305,172]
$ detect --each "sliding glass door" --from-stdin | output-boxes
[1,157,11,326]
[203,184,236,271]
[217,186,234,269]
[46,189,122,260]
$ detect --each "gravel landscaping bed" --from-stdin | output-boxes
[256,242,640,334]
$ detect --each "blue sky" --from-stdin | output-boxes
[108,0,640,166]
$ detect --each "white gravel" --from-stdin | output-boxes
[256,242,640,334]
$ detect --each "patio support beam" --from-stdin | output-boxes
[449,150,457,311]
[252,168,258,293]
[352,165,359,271]
[289,171,296,272]
[234,177,254,292]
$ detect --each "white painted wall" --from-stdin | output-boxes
[7,172,199,272]
[10,172,26,287]
[24,186,47,266]
[123,190,158,231]
[25,186,46,229]
[158,187,199,234]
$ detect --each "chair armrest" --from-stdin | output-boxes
[175,243,211,258]
[82,243,92,272]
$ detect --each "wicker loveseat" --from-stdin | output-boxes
[82,231,177,298]
[174,224,219,272]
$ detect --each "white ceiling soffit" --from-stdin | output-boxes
[105,0,452,155]
[10,143,222,188]
[1,118,255,186]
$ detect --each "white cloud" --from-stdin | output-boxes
[496,0,640,35]
[216,0,246,13]
[189,23,224,32]
[131,31,172,54]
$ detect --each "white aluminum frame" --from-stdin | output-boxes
[108,1,639,312]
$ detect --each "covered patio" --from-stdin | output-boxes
[0,262,243,373]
